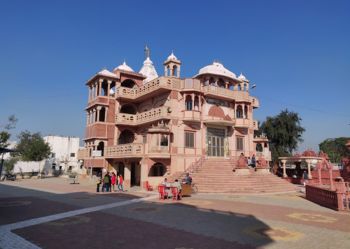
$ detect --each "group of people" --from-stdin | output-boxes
[97,172,124,192]
[241,153,256,168]
[161,173,193,200]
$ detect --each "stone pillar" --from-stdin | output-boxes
[88,86,92,101]
[86,111,89,125]
[105,107,108,122]
[177,67,180,78]
[124,162,131,190]
[198,96,202,112]
[98,79,103,96]
[164,66,167,76]
[107,80,111,97]
[306,160,313,179]
[140,158,149,190]
[96,106,101,122]
[281,160,287,178]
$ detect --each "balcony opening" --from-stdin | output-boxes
[236,105,243,118]
[121,79,136,88]
[256,143,263,152]
[244,105,248,118]
[167,66,170,76]
[173,65,178,77]
[148,163,166,177]
[118,129,135,144]
[218,78,225,88]
[110,81,116,96]
[160,135,168,146]
[97,141,104,156]
[120,104,137,114]
[194,96,199,111]
[99,107,106,122]
[101,80,108,96]
[185,95,192,111]
[209,77,215,86]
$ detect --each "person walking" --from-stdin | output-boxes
[118,174,124,192]
[111,172,117,192]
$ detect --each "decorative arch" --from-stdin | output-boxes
[208,105,225,118]
[121,79,136,88]
[118,129,135,144]
[101,80,108,96]
[99,107,106,122]
[148,162,166,176]
[185,95,192,110]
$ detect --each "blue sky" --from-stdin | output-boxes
[0,0,349,151]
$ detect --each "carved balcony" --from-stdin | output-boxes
[202,85,251,102]
[105,143,144,159]
[116,77,181,102]
[234,118,251,128]
[116,107,171,126]
[182,110,201,122]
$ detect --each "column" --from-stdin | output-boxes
[177,67,181,78]
[96,106,101,122]
[281,160,287,178]
[105,107,108,122]
[107,80,111,97]
[306,160,312,179]
[88,86,92,101]
[164,66,167,77]
[124,162,131,190]
[93,109,96,123]
[98,79,103,96]
[198,95,202,112]
[140,158,149,190]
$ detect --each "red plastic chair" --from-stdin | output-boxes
[171,187,181,200]
[144,181,153,191]
[158,185,167,200]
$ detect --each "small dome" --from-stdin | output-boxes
[196,62,237,80]
[167,52,178,61]
[114,61,134,72]
[139,57,158,83]
[97,69,117,78]
[238,73,248,81]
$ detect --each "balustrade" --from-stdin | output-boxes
[105,143,144,158]
[116,107,170,125]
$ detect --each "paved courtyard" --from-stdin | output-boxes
[0,177,349,249]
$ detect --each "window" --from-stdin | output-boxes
[236,137,244,151]
[160,135,168,146]
[70,153,75,157]
[185,95,192,111]
[185,132,195,148]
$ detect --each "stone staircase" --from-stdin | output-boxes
[187,158,297,194]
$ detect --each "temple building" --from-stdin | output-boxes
[78,47,272,190]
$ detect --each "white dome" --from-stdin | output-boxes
[238,73,248,81]
[139,57,158,83]
[196,62,237,80]
[97,69,117,78]
[114,61,134,72]
[167,52,178,61]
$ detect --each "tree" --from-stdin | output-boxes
[259,109,305,163]
[15,131,51,162]
[0,115,17,148]
[319,137,350,163]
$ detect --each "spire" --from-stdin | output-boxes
[144,45,150,59]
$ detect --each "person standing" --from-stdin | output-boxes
[103,172,110,192]
[111,172,117,192]
[251,154,256,168]
[118,174,124,191]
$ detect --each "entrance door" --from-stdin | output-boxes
[207,128,225,157]
[131,162,141,187]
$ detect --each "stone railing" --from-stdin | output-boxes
[183,110,201,121]
[202,85,250,101]
[181,79,201,91]
[234,118,251,127]
[116,77,181,100]
[116,107,171,125]
[77,148,89,160]
[105,143,144,158]
[306,182,350,211]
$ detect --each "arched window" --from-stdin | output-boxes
[101,80,108,96]
[120,104,137,114]
[194,96,199,110]
[256,143,263,152]
[238,84,242,91]
[118,129,135,144]
[99,107,106,122]
[160,135,168,146]
[173,65,178,77]
[121,79,136,88]
[236,105,243,118]
[148,163,166,176]
[97,141,104,156]
[209,77,215,86]
[185,95,192,111]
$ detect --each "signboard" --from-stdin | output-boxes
[92,150,102,157]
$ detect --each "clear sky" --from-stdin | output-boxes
[0,0,349,151]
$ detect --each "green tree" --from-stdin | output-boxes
[0,115,17,148]
[259,109,305,163]
[15,131,51,162]
[319,137,350,163]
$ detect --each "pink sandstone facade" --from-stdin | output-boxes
[78,49,271,189]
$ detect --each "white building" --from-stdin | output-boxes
[43,136,82,173]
